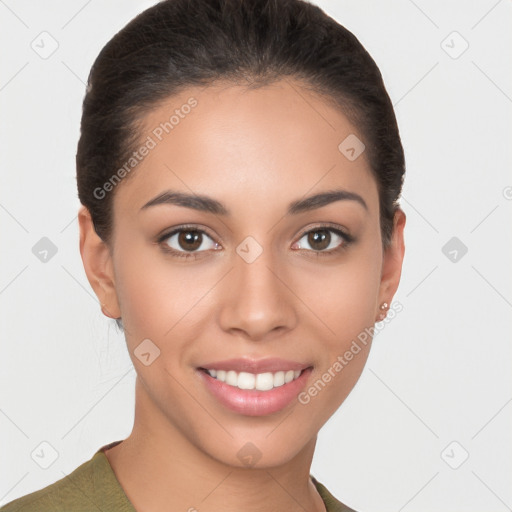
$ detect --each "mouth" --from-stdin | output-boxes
[196,359,314,416]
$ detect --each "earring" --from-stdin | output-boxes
[377,302,389,321]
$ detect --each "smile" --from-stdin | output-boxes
[196,360,314,416]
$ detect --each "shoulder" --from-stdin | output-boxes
[311,475,359,512]
[0,446,131,512]
[0,455,94,512]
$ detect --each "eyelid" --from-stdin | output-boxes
[295,221,353,241]
[157,224,220,244]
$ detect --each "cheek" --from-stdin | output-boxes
[296,240,381,396]
[112,239,222,358]
[297,250,381,341]
[297,255,380,419]
[112,239,194,338]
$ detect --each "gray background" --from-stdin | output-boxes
[1,1,511,511]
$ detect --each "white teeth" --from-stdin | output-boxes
[205,368,304,391]
[226,370,238,386]
[273,371,285,387]
[255,372,274,391]
[237,372,255,389]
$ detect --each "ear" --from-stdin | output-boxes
[376,208,406,319]
[78,205,121,319]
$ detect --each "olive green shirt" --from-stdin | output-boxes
[1,441,356,511]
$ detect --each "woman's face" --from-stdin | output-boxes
[81,79,405,468]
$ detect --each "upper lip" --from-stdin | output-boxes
[198,358,312,374]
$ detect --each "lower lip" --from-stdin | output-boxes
[197,367,313,416]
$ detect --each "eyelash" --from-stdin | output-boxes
[156,223,355,260]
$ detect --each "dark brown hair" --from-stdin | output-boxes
[76,0,405,251]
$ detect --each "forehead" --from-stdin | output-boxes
[113,79,378,219]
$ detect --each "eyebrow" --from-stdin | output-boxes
[140,188,368,215]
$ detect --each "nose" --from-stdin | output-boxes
[218,246,298,341]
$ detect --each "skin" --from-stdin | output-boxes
[79,78,405,512]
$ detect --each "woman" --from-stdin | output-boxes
[1,0,405,510]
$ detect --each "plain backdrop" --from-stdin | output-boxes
[1,1,511,511]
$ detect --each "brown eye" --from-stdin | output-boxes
[294,226,353,254]
[160,228,219,255]
[307,229,331,251]
[177,230,202,251]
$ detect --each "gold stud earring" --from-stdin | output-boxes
[378,302,389,321]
